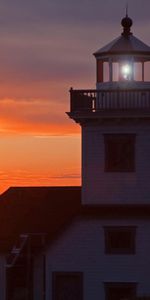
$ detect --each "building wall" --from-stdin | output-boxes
[82,124,150,204]
[34,217,150,300]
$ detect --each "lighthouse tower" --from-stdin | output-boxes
[68,15,150,205]
[30,16,150,300]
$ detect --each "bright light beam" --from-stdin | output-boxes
[121,64,132,80]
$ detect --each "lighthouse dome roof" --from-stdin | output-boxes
[94,16,150,59]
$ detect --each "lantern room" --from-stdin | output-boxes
[68,14,150,118]
[94,14,150,89]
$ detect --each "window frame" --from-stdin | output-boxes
[104,134,136,172]
[104,282,137,300]
[52,272,83,300]
[104,226,136,255]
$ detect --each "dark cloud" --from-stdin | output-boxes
[0,0,149,27]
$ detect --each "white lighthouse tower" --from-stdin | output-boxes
[68,14,150,205]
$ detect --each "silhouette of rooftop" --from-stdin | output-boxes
[1,186,150,253]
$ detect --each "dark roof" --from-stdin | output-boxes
[81,205,150,218]
[1,186,150,253]
[94,15,150,58]
[0,187,81,251]
[94,34,150,57]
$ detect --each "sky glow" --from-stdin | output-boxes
[0,0,150,193]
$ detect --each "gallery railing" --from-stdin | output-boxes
[70,88,150,112]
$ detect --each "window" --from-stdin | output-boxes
[105,282,137,300]
[52,272,83,300]
[104,226,136,254]
[104,134,136,172]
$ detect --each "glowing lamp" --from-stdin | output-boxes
[121,64,132,80]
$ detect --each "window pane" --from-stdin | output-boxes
[53,272,83,300]
[104,134,135,172]
[105,282,137,300]
[104,226,136,254]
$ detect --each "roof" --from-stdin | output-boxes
[81,205,150,218]
[1,186,150,254]
[94,34,150,57]
[94,15,150,58]
[0,187,81,252]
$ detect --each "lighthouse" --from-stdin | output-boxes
[33,15,150,300]
[18,15,150,300]
[68,14,150,205]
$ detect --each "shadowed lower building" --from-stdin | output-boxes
[0,13,150,300]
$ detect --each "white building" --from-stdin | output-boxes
[37,14,150,300]
[1,14,150,300]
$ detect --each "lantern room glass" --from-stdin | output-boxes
[97,59,149,83]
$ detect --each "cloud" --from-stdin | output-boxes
[51,173,80,179]
[0,167,81,194]
[0,169,80,183]
[0,0,150,27]
[0,97,79,135]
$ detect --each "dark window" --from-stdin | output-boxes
[105,282,137,300]
[52,272,83,300]
[104,226,136,254]
[104,134,136,172]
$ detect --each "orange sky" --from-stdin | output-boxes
[0,80,83,194]
[0,89,82,193]
[0,83,83,193]
[0,1,150,194]
[0,135,81,194]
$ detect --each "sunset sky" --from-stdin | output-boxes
[0,0,150,193]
